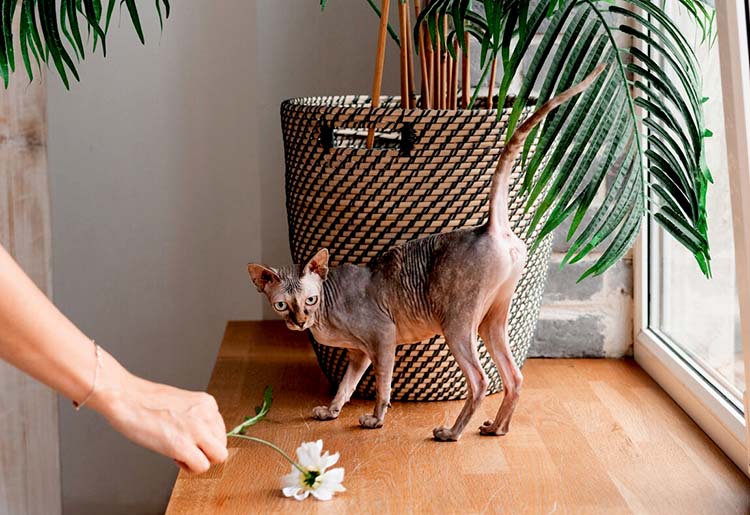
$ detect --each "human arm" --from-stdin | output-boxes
[0,244,227,473]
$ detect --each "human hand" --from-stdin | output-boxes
[89,360,228,474]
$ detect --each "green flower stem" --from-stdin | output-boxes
[227,433,307,475]
[228,420,249,436]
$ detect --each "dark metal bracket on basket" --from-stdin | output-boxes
[319,121,416,156]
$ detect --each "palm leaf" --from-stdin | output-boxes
[2,0,169,88]
[435,0,713,280]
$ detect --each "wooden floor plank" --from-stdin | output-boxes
[166,321,750,514]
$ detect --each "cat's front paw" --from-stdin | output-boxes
[312,406,339,421]
[359,414,383,429]
[433,426,459,442]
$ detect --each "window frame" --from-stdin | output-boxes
[634,0,750,475]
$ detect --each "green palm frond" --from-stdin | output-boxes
[1,0,170,89]
[413,0,714,280]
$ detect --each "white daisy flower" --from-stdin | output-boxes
[227,389,345,501]
[281,440,346,501]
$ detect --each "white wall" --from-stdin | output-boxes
[48,2,397,513]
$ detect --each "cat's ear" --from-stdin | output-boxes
[303,249,329,281]
[247,264,280,292]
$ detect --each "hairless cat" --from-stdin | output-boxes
[249,64,606,441]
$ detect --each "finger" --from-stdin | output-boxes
[201,408,227,444]
[177,445,211,474]
[173,459,189,473]
[212,413,227,445]
[216,411,227,434]
[198,433,229,465]
[207,420,227,449]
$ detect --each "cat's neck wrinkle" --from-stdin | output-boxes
[318,272,341,325]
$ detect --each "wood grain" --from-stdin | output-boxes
[0,27,61,515]
[167,321,750,514]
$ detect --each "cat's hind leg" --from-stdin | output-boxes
[433,324,488,442]
[478,269,524,436]
[313,349,371,421]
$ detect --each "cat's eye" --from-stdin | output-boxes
[305,296,318,306]
[273,301,288,311]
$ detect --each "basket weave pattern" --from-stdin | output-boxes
[281,96,551,401]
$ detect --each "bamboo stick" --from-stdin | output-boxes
[462,33,470,109]
[446,51,452,108]
[425,29,434,109]
[433,13,441,108]
[368,0,391,148]
[451,39,459,109]
[398,0,410,109]
[441,16,448,109]
[414,0,430,108]
[487,56,497,110]
[405,1,416,108]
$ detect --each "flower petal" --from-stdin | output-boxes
[320,451,340,471]
[311,486,334,501]
[319,467,346,493]
[280,470,301,490]
[293,490,310,501]
[295,440,324,468]
[282,486,301,498]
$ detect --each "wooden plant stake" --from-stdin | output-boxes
[368,0,392,148]
[451,39,459,109]
[462,33,470,109]
[398,0,410,108]
[440,16,451,109]
[438,12,444,108]
[446,50,452,108]
[415,0,431,108]
[433,12,441,109]
[405,1,416,108]
[424,29,433,108]
[487,56,497,110]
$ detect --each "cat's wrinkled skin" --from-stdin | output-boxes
[248,65,605,441]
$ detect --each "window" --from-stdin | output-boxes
[635,1,750,474]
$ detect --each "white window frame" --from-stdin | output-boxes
[634,0,750,475]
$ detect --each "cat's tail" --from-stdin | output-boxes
[487,63,607,235]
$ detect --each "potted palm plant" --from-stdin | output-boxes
[280,0,714,401]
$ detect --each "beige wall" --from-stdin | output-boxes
[48,2,397,513]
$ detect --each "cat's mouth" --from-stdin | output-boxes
[286,320,313,331]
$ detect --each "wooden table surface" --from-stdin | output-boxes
[166,321,750,514]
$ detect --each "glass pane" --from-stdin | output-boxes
[648,7,744,403]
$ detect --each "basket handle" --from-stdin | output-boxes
[320,121,416,156]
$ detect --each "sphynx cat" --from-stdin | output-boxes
[248,64,605,441]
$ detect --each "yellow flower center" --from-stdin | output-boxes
[302,469,321,489]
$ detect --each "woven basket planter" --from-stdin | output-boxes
[281,96,551,402]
